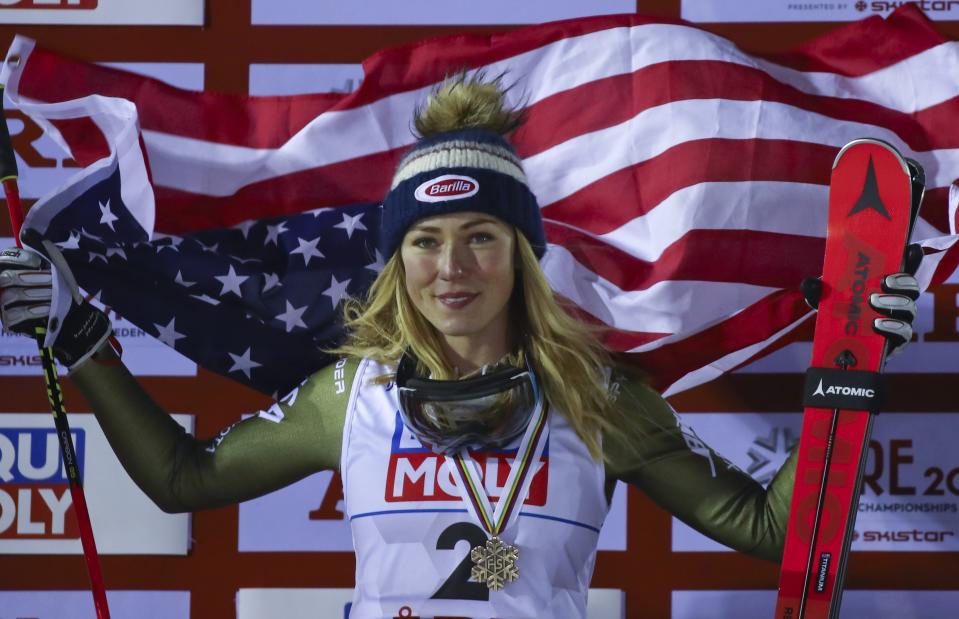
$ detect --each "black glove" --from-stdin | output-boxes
[0,246,112,370]
[801,243,922,358]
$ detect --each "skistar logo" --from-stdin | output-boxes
[385,413,548,504]
[858,1,959,12]
[414,174,479,203]
[854,529,956,543]
[0,354,42,366]
[0,428,83,539]
[0,0,98,8]
[812,378,876,399]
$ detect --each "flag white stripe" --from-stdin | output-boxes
[581,180,944,265]
[526,98,959,208]
[540,245,778,334]
[7,89,156,237]
[659,309,813,398]
[575,181,830,263]
[753,41,959,113]
[951,183,958,236]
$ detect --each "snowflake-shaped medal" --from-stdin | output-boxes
[470,537,519,591]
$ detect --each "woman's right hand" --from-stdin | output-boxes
[0,246,112,369]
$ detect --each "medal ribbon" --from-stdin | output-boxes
[446,396,550,539]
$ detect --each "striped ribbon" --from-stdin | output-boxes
[446,396,550,539]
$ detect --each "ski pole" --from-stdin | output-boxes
[0,86,112,619]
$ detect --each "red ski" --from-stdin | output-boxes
[774,139,922,619]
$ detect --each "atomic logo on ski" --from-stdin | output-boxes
[813,379,826,397]
[811,378,876,399]
[848,156,892,220]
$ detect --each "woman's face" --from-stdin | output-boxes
[401,211,516,347]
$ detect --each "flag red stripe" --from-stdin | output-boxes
[545,223,826,293]
[600,328,668,351]
[541,139,835,234]
[764,6,945,75]
[20,46,346,148]
[559,301,669,350]
[636,289,811,392]
[725,316,817,374]
[514,60,959,160]
[152,148,403,233]
[49,117,111,166]
[931,244,959,286]
[920,187,952,234]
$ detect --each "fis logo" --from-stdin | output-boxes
[811,379,876,399]
[0,428,84,539]
[385,413,548,504]
[0,0,98,8]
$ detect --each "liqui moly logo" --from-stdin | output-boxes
[414,174,479,203]
[0,428,83,539]
[0,0,98,8]
[385,413,548,504]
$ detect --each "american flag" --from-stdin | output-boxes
[3,6,958,397]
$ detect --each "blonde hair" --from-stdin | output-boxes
[331,74,628,460]
[332,234,624,460]
[414,72,523,138]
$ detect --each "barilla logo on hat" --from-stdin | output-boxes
[414,175,479,203]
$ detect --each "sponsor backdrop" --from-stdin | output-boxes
[0,1,204,26]
[671,413,959,553]
[671,590,959,619]
[236,588,625,619]
[0,590,191,618]
[0,1,956,617]
[0,413,193,554]
[682,0,959,23]
[251,1,637,25]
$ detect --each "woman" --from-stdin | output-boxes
[0,77,919,618]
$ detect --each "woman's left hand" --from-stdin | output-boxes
[801,243,923,358]
[869,270,919,357]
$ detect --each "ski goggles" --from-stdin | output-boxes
[396,351,542,455]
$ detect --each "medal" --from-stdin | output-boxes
[470,536,520,591]
[445,394,549,592]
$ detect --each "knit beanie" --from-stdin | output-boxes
[379,78,546,259]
